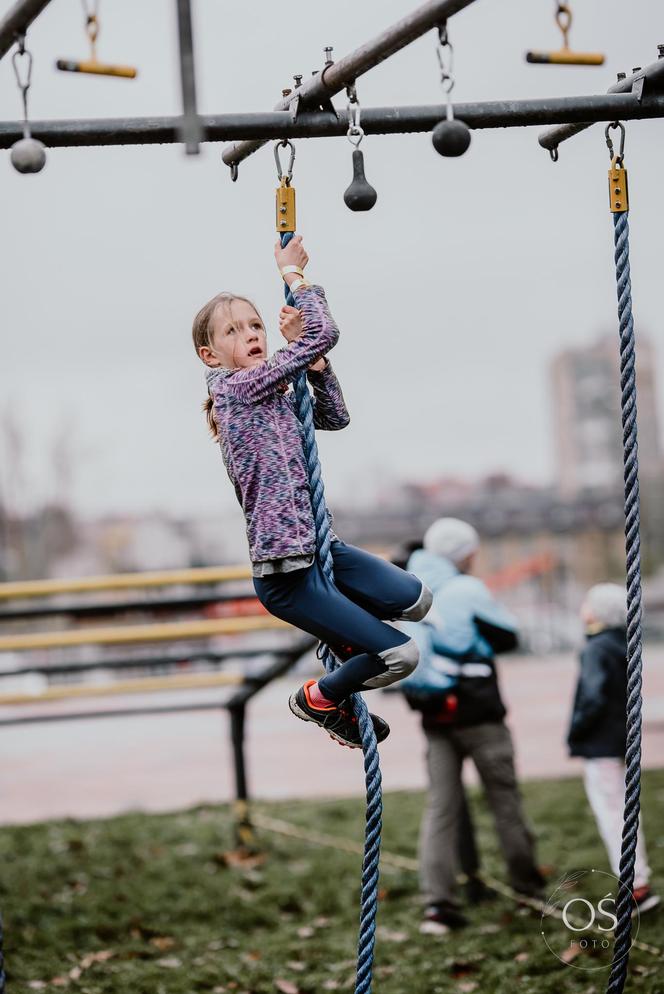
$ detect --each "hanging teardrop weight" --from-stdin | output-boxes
[432,119,471,157]
[10,137,46,173]
[344,149,377,211]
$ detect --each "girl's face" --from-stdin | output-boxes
[201,300,267,369]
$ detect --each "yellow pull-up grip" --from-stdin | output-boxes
[526,2,604,66]
[56,9,138,79]
[56,59,137,78]
[526,50,604,65]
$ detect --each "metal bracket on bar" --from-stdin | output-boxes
[538,47,664,153]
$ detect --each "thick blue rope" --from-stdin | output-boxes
[605,209,644,994]
[281,232,382,994]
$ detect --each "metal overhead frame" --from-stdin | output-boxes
[538,48,664,156]
[0,0,663,160]
[0,0,53,60]
[2,94,664,149]
[219,0,479,177]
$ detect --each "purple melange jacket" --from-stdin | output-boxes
[205,284,350,564]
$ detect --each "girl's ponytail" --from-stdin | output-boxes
[203,394,218,441]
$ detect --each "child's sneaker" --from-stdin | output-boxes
[632,885,661,916]
[419,901,469,935]
[289,680,390,748]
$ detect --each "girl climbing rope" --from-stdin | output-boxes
[192,236,432,748]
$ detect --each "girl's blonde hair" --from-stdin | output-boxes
[192,292,264,441]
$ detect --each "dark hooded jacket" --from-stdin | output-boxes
[567,626,628,759]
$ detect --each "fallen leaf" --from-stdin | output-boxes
[458,984,478,993]
[157,957,182,968]
[151,936,176,951]
[297,926,314,939]
[275,981,300,994]
[514,952,529,963]
[27,984,46,990]
[561,946,582,964]
[322,981,340,990]
[377,927,407,943]
[286,961,305,972]
[79,950,114,970]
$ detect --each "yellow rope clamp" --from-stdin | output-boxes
[526,2,604,66]
[607,122,629,213]
[275,139,296,233]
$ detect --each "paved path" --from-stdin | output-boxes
[2,651,664,824]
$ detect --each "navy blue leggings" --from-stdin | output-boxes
[253,539,424,702]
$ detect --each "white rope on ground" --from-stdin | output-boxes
[251,812,663,959]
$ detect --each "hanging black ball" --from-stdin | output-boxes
[432,119,471,158]
[10,137,47,174]
[344,149,378,211]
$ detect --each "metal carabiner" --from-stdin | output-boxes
[605,121,626,165]
[274,138,296,183]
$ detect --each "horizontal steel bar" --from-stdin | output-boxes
[0,590,256,622]
[0,0,53,60]
[0,699,230,726]
[0,563,251,599]
[220,0,480,171]
[0,647,289,679]
[2,94,663,150]
[0,614,287,652]
[0,669,246,706]
[0,639,311,725]
[538,52,664,152]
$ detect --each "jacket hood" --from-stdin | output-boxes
[407,548,458,593]
[205,366,232,389]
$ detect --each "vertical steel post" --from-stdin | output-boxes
[175,0,202,154]
[228,702,256,849]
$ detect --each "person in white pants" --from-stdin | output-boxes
[567,583,659,914]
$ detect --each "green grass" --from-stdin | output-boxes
[3,770,664,993]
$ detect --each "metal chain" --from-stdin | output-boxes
[81,0,100,57]
[12,34,33,139]
[346,82,365,148]
[436,23,456,121]
[555,2,572,49]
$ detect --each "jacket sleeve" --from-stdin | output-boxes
[223,285,340,405]
[465,577,520,653]
[306,358,350,431]
[567,646,610,743]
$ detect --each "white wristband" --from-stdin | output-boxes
[290,277,310,292]
[281,266,304,278]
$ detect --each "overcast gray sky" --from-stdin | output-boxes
[1,0,662,520]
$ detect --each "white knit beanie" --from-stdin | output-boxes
[583,583,627,628]
[423,517,480,565]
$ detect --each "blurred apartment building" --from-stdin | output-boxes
[551,334,662,497]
